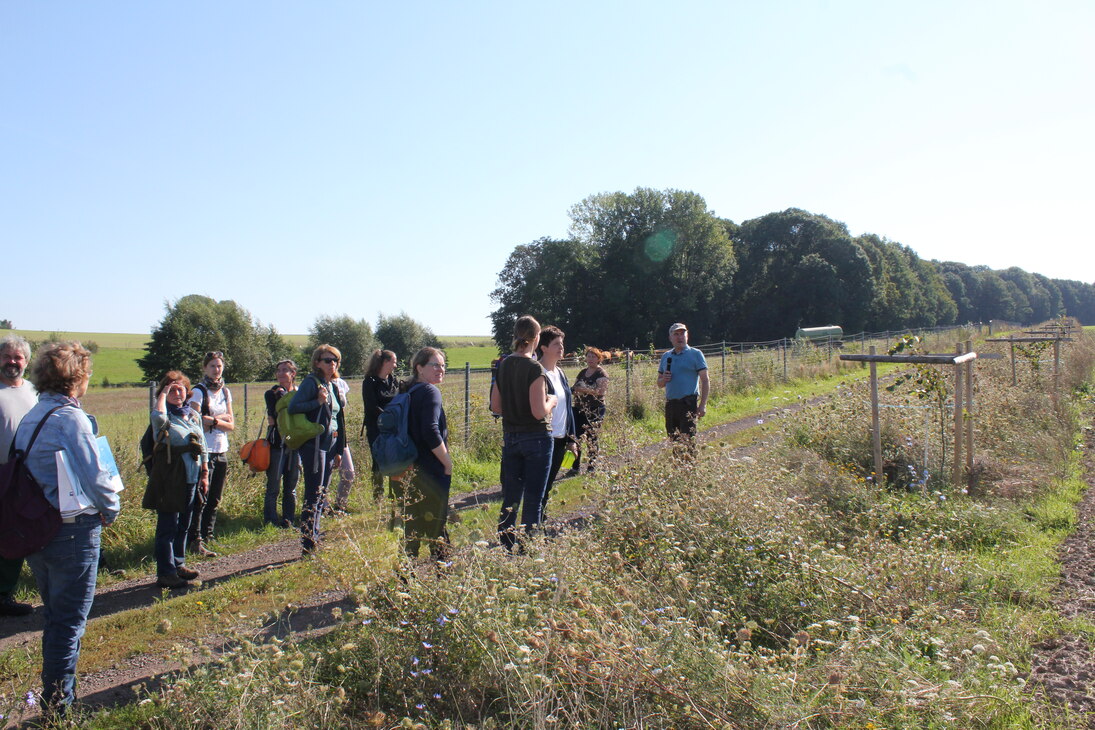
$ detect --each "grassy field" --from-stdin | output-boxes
[0,329,498,386]
[8,323,1090,727]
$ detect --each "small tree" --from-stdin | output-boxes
[139,295,275,382]
[308,315,378,377]
[0,319,12,329]
[376,312,442,364]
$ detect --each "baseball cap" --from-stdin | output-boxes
[668,323,687,335]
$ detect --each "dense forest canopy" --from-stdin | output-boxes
[490,188,1095,350]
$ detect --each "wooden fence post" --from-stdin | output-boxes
[869,346,882,486]
[625,351,632,416]
[952,343,964,485]
[965,340,974,479]
[721,341,726,388]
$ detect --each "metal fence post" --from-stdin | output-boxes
[148,380,155,410]
[782,339,788,381]
[464,362,471,446]
[243,383,248,436]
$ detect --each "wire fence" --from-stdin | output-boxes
[201,320,1014,464]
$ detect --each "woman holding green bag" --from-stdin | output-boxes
[288,344,346,555]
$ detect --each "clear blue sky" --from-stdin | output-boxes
[3,1,1092,336]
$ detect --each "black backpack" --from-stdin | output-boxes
[0,405,68,560]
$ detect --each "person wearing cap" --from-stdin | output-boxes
[656,323,709,456]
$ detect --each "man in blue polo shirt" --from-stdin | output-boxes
[656,322,709,457]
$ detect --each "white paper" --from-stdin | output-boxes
[55,450,93,514]
[95,436,125,494]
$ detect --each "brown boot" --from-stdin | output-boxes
[176,565,200,580]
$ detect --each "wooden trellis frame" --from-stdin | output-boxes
[840,344,978,487]
[984,334,1072,389]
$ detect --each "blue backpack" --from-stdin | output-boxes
[371,383,425,476]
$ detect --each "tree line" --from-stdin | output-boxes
[137,294,440,383]
[490,188,1095,348]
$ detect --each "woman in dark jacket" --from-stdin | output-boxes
[402,347,452,560]
[263,359,300,527]
[148,371,208,589]
[361,349,399,499]
[287,345,346,555]
[571,347,609,473]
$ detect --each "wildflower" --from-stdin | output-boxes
[412,656,420,665]
[362,619,373,625]
[25,692,36,707]
[448,608,459,615]
[433,693,442,699]
[437,615,449,625]
[422,642,434,649]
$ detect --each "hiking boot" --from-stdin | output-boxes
[192,542,218,558]
[157,573,189,589]
[0,593,32,617]
[176,565,200,580]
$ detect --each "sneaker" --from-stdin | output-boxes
[157,574,189,589]
[176,565,200,580]
[0,593,32,616]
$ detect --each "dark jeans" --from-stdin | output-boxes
[402,468,452,558]
[0,555,23,595]
[189,452,227,543]
[498,431,553,551]
[155,483,197,576]
[573,404,604,471]
[263,446,300,525]
[541,437,569,517]
[665,395,699,456]
[298,441,335,552]
[26,513,102,710]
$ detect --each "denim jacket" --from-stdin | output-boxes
[151,408,209,485]
[14,393,122,524]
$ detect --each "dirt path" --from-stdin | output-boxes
[1,401,802,722]
[1027,425,1095,723]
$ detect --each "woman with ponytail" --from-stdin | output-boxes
[489,315,557,551]
[399,347,452,560]
[187,351,235,558]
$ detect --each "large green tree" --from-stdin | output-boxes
[308,315,377,377]
[139,295,285,382]
[489,237,600,352]
[376,312,442,364]
[568,188,737,347]
[732,209,876,340]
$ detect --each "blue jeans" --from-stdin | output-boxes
[298,441,335,552]
[25,513,102,710]
[498,431,553,551]
[263,447,300,525]
[155,484,197,576]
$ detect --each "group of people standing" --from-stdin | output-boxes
[0,317,707,717]
[490,316,610,551]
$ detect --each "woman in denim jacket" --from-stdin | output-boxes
[288,344,346,555]
[14,342,121,717]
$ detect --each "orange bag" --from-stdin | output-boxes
[239,422,271,472]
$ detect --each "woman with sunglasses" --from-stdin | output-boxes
[187,350,235,558]
[287,344,346,555]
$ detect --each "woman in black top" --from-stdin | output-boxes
[263,359,300,527]
[402,347,452,559]
[361,349,400,499]
[571,347,609,473]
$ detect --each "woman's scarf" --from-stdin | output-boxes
[167,402,191,418]
[202,375,225,392]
